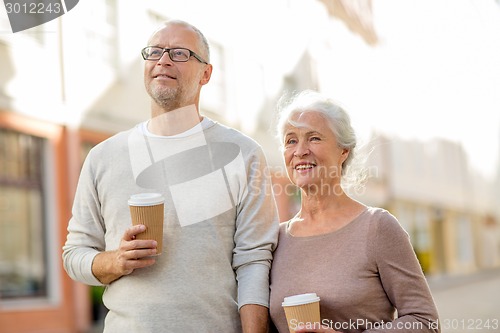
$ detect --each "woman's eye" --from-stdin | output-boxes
[285,138,297,145]
[310,137,321,141]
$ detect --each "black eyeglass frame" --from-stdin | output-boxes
[141,46,208,64]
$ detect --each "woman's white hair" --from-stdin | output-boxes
[276,90,368,188]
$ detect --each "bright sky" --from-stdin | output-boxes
[321,0,500,180]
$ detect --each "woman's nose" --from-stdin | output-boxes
[293,142,310,157]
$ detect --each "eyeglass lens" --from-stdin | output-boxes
[143,47,190,61]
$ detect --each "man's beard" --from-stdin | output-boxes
[147,81,198,111]
[147,85,182,110]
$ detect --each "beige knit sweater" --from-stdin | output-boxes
[63,118,279,332]
[270,207,440,332]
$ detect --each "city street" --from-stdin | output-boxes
[428,268,500,333]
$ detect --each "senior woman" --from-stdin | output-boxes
[269,90,440,333]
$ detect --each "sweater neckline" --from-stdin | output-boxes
[139,117,216,139]
[285,206,369,240]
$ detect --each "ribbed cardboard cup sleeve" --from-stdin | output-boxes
[128,193,165,254]
[282,293,321,333]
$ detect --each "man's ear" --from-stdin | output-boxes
[200,64,213,86]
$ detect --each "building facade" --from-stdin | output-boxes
[2,1,498,332]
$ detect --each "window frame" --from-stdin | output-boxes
[0,112,64,309]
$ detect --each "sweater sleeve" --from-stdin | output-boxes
[62,149,106,286]
[367,211,440,332]
[232,146,279,309]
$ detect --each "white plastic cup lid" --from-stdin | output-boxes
[128,193,164,206]
[282,293,320,307]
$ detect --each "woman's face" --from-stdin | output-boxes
[282,111,349,194]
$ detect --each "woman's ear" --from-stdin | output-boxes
[340,148,350,163]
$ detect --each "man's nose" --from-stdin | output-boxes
[157,50,173,65]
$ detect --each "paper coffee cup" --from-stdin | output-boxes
[282,293,321,333]
[128,193,165,254]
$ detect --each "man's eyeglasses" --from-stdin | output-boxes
[141,46,208,64]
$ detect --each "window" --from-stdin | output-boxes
[456,215,474,264]
[0,129,47,299]
[83,0,116,64]
[414,206,432,274]
[201,42,226,114]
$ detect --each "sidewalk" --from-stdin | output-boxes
[428,267,500,333]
